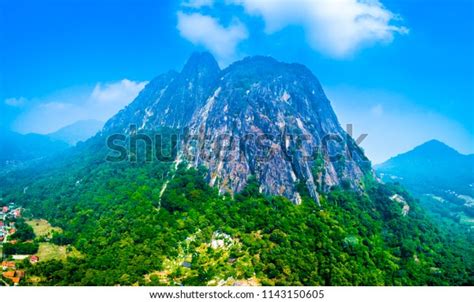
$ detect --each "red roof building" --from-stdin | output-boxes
[2,271,14,278]
[2,206,8,213]
[2,261,16,270]
[2,270,24,284]
[30,255,39,264]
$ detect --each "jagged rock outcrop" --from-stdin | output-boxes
[182,56,370,204]
[102,52,372,204]
[103,52,220,132]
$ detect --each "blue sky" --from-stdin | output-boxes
[0,0,472,163]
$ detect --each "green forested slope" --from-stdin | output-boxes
[1,133,472,286]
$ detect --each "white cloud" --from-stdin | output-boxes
[4,97,27,107]
[176,0,407,58]
[181,0,214,8]
[177,11,248,63]
[12,79,147,134]
[91,79,147,105]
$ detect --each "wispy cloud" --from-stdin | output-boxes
[177,11,248,64]
[177,0,407,59]
[4,97,27,107]
[231,0,408,58]
[370,104,384,117]
[12,79,147,134]
[91,79,146,104]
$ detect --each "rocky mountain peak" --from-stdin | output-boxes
[181,55,371,204]
[181,51,220,78]
[102,54,372,204]
[103,52,220,132]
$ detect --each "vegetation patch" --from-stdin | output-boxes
[26,219,62,239]
[36,243,82,262]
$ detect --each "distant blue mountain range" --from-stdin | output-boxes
[0,119,104,168]
[48,119,104,146]
[375,140,474,228]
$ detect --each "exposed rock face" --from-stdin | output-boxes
[103,52,220,132]
[102,52,372,204]
[182,56,370,204]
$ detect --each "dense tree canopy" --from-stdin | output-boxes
[1,131,472,286]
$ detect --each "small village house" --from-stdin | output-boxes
[2,270,24,285]
[30,255,39,264]
[2,261,16,270]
